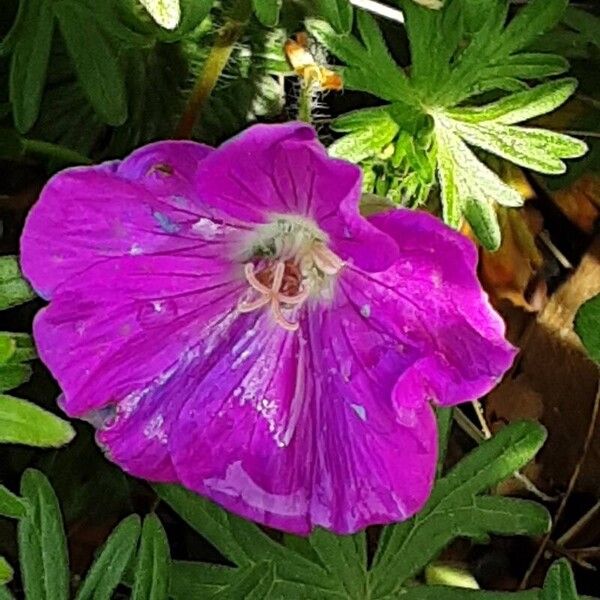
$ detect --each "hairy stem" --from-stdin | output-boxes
[175,0,252,139]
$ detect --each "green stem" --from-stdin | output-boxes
[23,139,92,165]
[297,82,314,124]
[175,0,252,139]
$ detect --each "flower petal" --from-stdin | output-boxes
[162,301,436,535]
[356,208,517,407]
[34,254,244,418]
[195,122,399,271]
[20,142,219,299]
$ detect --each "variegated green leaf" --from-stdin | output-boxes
[447,79,578,125]
[138,0,181,30]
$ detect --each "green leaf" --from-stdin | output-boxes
[447,79,578,125]
[307,13,418,105]
[0,484,28,519]
[9,0,55,133]
[0,336,15,365]
[575,294,600,363]
[329,107,400,162]
[138,0,181,30]
[0,257,35,310]
[75,515,141,600]
[499,0,568,57]
[370,421,548,597]
[253,0,282,26]
[436,407,453,476]
[478,54,569,82]
[541,559,579,600]
[0,364,33,392]
[0,559,13,586]
[397,587,539,599]
[308,530,367,598]
[446,119,586,175]
[463,197,501,252]
[1,334,36,364]
[212,561,275,599]
[0,395,75,447]
[563,7,600,51]
[169,562,235,598]
[18,469,69,600]
[53,1,128,126]
[155,485,338,592]
[132,514,170,600]
[311,0,353,33]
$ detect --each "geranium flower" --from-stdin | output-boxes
[20,123,515,535]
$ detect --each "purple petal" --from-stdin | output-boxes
[20,142,216,299]
[360,208,517,407]
[195,122,399,271]
[34,254,244,418]
[163,301,436,535]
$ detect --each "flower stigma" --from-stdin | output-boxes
[237,215,344,331]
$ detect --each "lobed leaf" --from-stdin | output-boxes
[132,514,170,600]
[53,0,128,126]
[9,0,55,133]
[18,470,69,600]
[155,484,336,590]
[253,0,281,27]
[311,0,353,33]
[541,559,579,600]
[447,79,578,125]
[370,421,548,597]
[75,515,141,600]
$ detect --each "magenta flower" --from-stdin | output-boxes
[20,123,515,534]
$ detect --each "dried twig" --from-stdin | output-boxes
[520,376,600,589]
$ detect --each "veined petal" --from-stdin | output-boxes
[20,142,228,299]
[359,208,517,407]
[195,122,399,271]
[34,254,244,418]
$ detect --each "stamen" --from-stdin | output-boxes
[312,242,345,275]
[244,263,271,295]
[238,261,305,332]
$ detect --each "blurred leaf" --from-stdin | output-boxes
[0,364,32,392]
[562,7,600,51]
[310,0,353,33]
[0,337,15,365]
[541,559,579,600]
[0,484,28,519]
[9,0,54,132]
[370,421,549,597]
[139,0,181,30]
[575,294,600,363]
[75,515,141,600]
[18,470,69,600]
[0,257,35,310]
[253,0,281,26]
[132,514,170,600]
[0,559,12,586]
[398,587,538,599]
[0,395,75,447]
[53,0,128,125]
[425,563,479,588]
